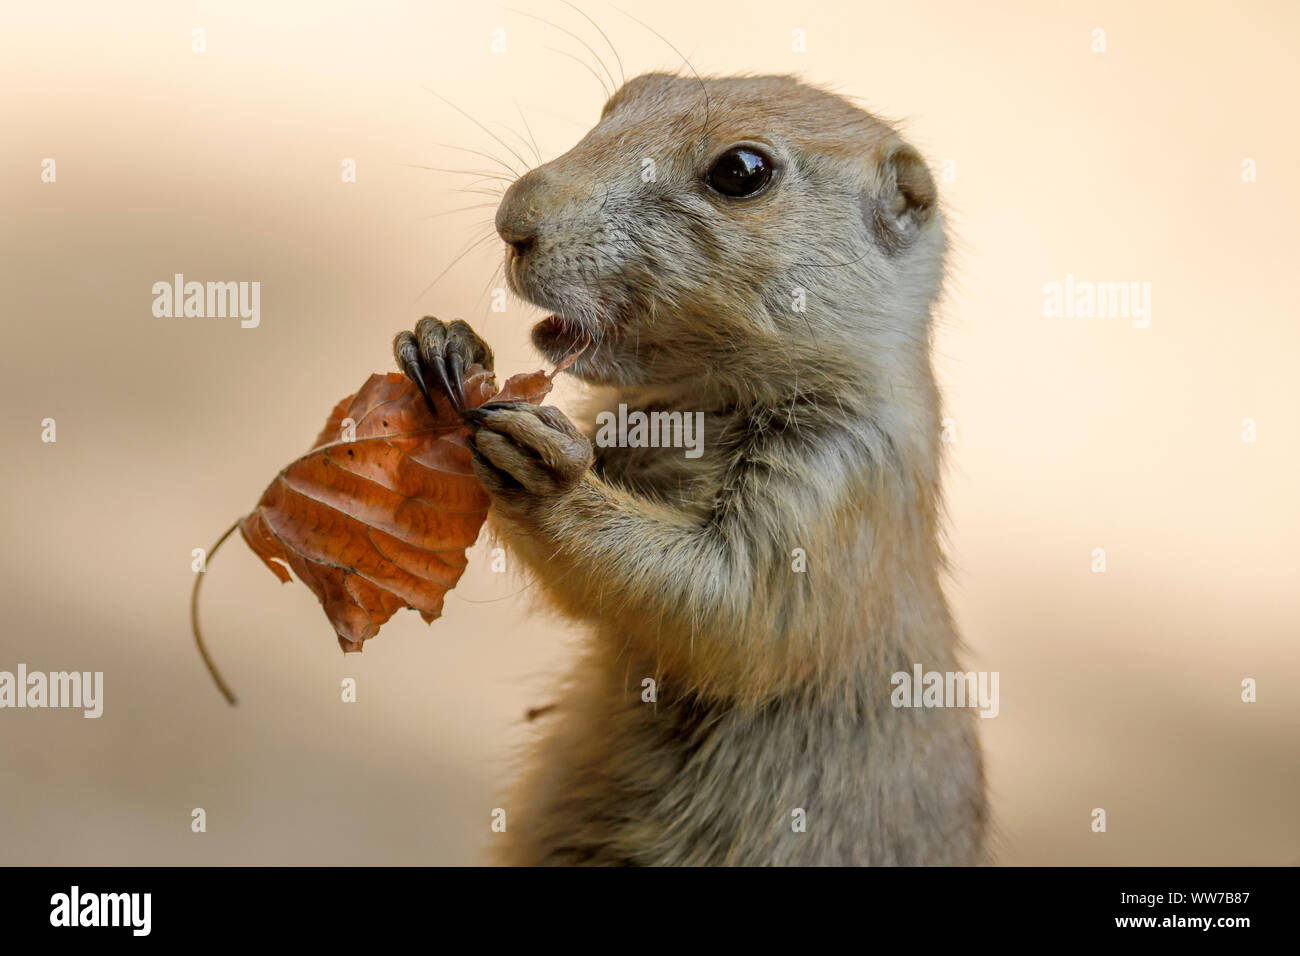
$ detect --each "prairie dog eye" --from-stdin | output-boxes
[705,146,774,198]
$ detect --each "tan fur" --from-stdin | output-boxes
[463,73,986,865]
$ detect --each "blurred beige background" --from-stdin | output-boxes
[1,0,1296,865]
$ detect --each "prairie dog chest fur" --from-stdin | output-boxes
[400,71,990,865]
[583,391,733,510]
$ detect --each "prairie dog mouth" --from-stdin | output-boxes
[532,313,593,362]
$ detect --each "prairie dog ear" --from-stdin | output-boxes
[865,141,938,253]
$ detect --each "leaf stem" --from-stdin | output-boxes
[192,519,240,706]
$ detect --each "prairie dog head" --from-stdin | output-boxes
[496,73,945,399]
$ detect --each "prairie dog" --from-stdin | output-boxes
[395,73,987,865]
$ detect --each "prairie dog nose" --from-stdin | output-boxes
[500,230,536,258]
[496,168,549,257]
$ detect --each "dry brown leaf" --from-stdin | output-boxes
[238,364,557,653]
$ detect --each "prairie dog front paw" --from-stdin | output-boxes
[465,402,592,516]
[393,315,494,414]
